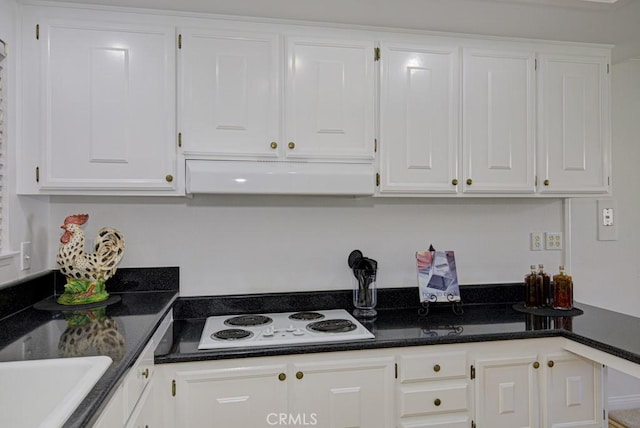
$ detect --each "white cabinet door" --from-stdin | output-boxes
[179,29,280,158]
[289,357,395,428]
[538,53,610,194]
[172,363,288,428]
[542,351,603,428]
[92,384,125,428]
[474,355,539,428]
[124,377,157,428]
[35,19,177,191]
[379,42,460,194]
[462,48,536,193]
[284,37,375,161]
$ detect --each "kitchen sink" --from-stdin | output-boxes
[0,355,112,428]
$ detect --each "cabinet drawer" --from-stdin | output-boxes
[399,352,467,382]
[124,339,155,416]
[399,416,469,428]
[399,383,469,417]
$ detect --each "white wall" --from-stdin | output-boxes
[0,0,50,287]
[571,59,640,318]
[48,196,564,296]
[571,59,640,403]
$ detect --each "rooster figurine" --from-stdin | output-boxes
[56,214,125,305]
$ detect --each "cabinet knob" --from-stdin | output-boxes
[544,179,550,186]
[548,360,554,368]
[466,178,473,186]
[296,371,304,380]
[278,373,286,381]
[533,362,540,369]
[165,174,174,183]
[142,368,149,379]
[270,141,278,149]
[433,364,441,372]
[451,179,458,186]
[434,398,441,407]
[288,142,295,150]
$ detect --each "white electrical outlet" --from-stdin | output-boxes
[530,232,543,251]
[598,199,618,241]
[20,242,32,270]
[545,232,562,250]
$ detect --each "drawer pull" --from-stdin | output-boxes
[278,373,286,381]
[433,364,441,372]
[142,368,149,379]
[533,362,540,369]
[434,398,441,407]
[548,360,554,368]
[296,371,304,380]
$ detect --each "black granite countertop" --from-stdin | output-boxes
[155,285,640,369]
[4,277,640,427]
[0,267,179,428]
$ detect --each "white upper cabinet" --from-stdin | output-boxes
[377,38,610,197]
[21,15,178,194]
[179,29,280,158]
[379,41,460,194]
[284,37,375,161]
[462,48,536,194]
[538,52,610,194]
[179,29,375,163]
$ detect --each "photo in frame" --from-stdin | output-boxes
[416,249,460,303]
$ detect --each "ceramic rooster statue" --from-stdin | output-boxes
[56,214,125,305]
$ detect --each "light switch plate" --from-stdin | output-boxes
[20,242,32,271]
[598,199,618,241]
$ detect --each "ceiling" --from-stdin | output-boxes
[32,0,640,62]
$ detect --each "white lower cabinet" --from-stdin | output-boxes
[93,340,157,427]
[396,348,471,427]
[289,357,395,428]
[171,361,288,427]
[542,351,603,428]
[473,340,603,428]
[158,352,394,428]
[125,376,158,428]
[148,338,604,428]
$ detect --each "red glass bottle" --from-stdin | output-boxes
[525,265,540,308]
[553,266,573,310]
[538,264,551,307]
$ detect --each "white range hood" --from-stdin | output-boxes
[186,160,375,195]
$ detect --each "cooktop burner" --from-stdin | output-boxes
[307,319,357,333]
[225,315,273,327]
[198,309,374,350]
[288,311,325,321]
[213,329,253,340]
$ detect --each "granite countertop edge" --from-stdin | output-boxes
[66,290,178,428]
[155,323,640,367]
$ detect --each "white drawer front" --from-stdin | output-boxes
[399,415,470,428]
[124,340,155,416]
[399,383,469,417]
[400,352,467,382]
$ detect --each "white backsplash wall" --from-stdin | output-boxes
[48,196,563,296]
[571,59,640,319]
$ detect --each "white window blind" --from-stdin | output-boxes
[0,39,6,253]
